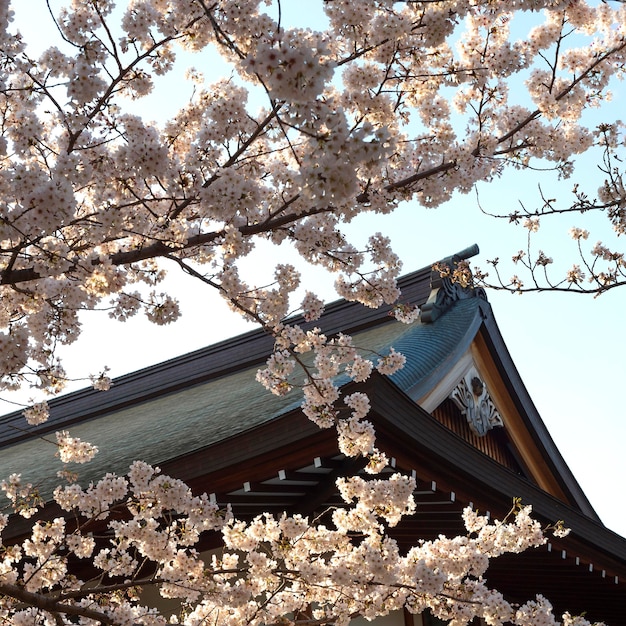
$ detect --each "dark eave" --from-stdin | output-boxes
[365,373,626,566]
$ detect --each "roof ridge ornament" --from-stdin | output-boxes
[420,244,486,323]
[449,367,504,437]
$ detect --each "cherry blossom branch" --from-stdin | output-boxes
[0,583,116,624]
[497,40,626,146]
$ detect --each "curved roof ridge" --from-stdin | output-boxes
[388,297,486,396]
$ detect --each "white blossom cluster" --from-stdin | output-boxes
[0,458,597,626]
[55,431,99,464]
[22,401,49,426]
[257,324,406,466]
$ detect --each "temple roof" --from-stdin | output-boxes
[2,246,626,623]
[0,290,484,499]
[0,246,595,517]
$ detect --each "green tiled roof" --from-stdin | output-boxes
[0,300,485,500]
[0,365,300,499]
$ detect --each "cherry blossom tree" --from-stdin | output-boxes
[0,0,625,623]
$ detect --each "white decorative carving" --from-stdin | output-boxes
[449,369,503,437]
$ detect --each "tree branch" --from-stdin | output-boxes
[0,583,116,624]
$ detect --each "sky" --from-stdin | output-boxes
[3,1,626,539]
